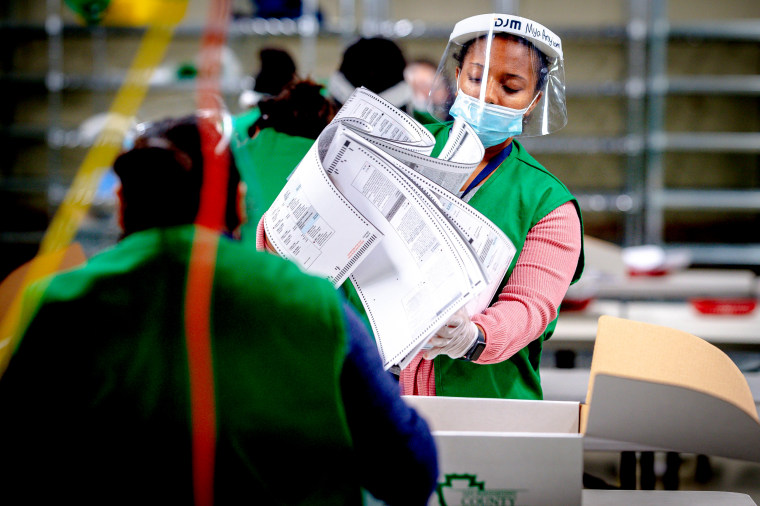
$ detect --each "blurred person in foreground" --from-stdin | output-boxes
[0,114,437,505]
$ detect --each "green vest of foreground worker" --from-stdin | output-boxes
[427,122,584,400]
[1,225,359,505]
[231,125,315,241]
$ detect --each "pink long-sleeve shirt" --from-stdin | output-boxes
[399,201,582,396]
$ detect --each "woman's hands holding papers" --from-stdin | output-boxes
[424,307,482,360]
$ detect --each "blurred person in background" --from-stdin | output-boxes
[0,114,437,505]
[245,37,412,244]
[404,57,451,123]
[328,36,413,113]
[233,78,336,241]
[235,46,298,139]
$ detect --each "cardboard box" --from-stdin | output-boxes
[582,315,760,461]
[404,396,584,505]
[404,315,760,505]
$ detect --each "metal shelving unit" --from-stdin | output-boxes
[1,0,758,274]
[518,0,649,245]
[644,0,760,266]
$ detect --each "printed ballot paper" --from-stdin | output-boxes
[263,88,516,370]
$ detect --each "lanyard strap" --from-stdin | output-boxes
[461,143,512,199]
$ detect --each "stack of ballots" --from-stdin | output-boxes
[263,87,516,370]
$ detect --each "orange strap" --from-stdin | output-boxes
[184,228,220,506]
[187,1,232,504]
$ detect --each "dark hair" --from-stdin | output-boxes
[339,37,407,94]
[250,79,336,140]
[113,115,241,236]
[253,47,297,96]
[455,34,550,91]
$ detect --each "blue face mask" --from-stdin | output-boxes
[449,91,536,148]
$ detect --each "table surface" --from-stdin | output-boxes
[542,366,760,403]
[582,489,756,505]
[590,269,758,300]
[552,300,760,346]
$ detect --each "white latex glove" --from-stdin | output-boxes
[423,306,480,360]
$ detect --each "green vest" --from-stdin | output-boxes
[230,126,315,242]
[232,107,261,142]
[426,122,584,399]
[412,108,440,126]
[4,225,359,505]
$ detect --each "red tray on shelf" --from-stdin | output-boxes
[690,298,758,315]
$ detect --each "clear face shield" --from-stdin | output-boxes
[427,14,567,143]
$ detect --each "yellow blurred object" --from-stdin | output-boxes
[102,0,188,26]
[0,243,87,374]
[0,5,187,379]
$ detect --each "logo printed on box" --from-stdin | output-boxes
[435,473,520,506]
